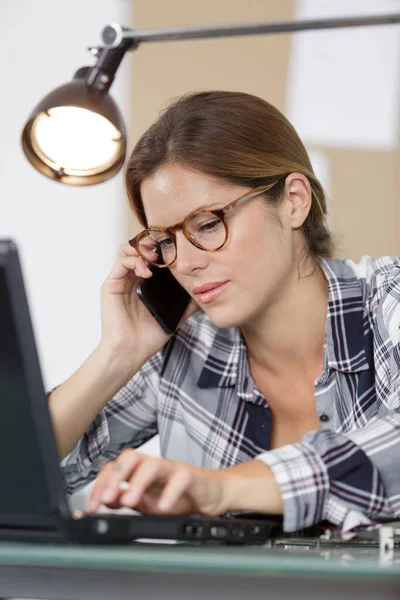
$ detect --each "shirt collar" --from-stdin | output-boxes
[320,258,369,374]
[197,325,243,389]
[197,258,369,391]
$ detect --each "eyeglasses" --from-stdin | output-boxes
[128,180,281,268]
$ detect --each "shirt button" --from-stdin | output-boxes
[319,413,330,423]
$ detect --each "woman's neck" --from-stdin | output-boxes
[240,259,329,378]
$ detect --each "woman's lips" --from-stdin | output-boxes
[194,281,230,304]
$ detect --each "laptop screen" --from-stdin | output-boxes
[0,240,68,528]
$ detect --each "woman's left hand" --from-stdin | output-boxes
[87,450,227,516]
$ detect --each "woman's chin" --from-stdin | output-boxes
[203,305,248,329]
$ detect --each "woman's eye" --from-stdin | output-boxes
[159,238,174,249]
[198,219,221,232]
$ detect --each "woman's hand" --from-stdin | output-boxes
[87,450,226,516]
[87,450,283,516]
[99,244,198,364]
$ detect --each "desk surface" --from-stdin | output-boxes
[0,540,400,578]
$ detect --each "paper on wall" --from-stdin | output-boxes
[286,0,400,150]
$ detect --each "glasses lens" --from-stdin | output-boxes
[137,230,176,266]
[187,212,226,250]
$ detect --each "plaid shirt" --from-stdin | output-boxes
[62,256,400,532]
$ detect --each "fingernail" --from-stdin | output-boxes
[121,491,137,505]
[102,489,114,503]
[87,499,96,512]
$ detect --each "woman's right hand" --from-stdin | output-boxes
[99,244,197,365]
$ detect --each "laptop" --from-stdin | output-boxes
[0,238,282,545]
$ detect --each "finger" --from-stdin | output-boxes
[157,469,192,513]
[130,236,161,264]
[102,450,144,505]
[136,242,160,264]
[115,243,153,271]
[120,256,152,278]
[91,481,132,512]
[105,256,151,283]
[135,236,160,252]
[88,450,140,512]
[119,458,168,508]
[88,461,115,512]
[118,242,158,271]
[117,243,142,258]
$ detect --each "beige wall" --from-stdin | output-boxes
[127,1,399,261]
[322,147,400,260]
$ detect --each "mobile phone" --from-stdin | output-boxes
[136,267,191,335]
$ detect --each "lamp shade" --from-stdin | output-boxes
[21,70,126,186]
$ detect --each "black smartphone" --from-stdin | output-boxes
[136,267,191,335]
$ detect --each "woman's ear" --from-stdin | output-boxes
[284,173,312,229]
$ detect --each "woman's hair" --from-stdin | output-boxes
[125,90,333,260]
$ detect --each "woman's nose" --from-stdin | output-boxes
[174,231,209,274]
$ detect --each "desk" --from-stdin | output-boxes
[0,541,399,600]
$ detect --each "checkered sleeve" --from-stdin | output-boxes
[257,258,400,532]
[61,350,163,493]
[257,426,395,532]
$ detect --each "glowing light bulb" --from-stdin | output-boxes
[31,107,122,175]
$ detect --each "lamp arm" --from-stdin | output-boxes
[86,12,400,90]
[101,13,400,50]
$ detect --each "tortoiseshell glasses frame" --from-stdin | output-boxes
[128,179,281,268]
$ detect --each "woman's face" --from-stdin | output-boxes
[140,163,307,328]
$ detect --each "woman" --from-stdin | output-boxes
[50,91,400,533]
